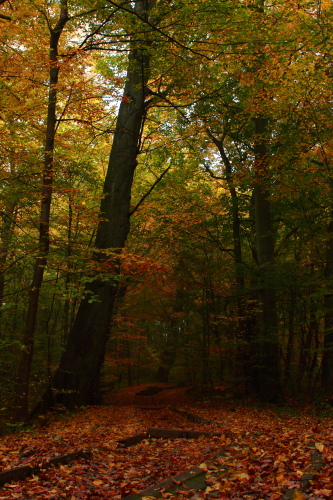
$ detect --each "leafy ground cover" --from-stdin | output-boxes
[0,385,332,499]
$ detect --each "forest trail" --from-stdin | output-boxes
[0,385,332,499]
[103,383,198,407]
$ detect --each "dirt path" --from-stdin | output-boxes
[0,384,331,499]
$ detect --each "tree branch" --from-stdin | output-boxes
[105,0,214,61]
[129,164,172,216]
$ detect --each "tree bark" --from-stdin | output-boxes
[32,0,153,415]
[207,131,256,392]
[0,203,17,326]
[322,214,333,392]
[14,2,69,421]
[253,117,281,402]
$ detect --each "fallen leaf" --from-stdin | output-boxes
[292,491,306,500]
[93,479,104,486]
[315,442,324,452]
[238,472,250,480]
[313,489,333,498]
[276,473,285,484]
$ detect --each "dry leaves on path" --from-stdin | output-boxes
[0,387,332,499]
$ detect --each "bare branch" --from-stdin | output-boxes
[105,0,214,61]
[129,164,172,216]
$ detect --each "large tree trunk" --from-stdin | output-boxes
[322,215,333,392]
[14,2,69,421]
[253,117,281,402]
[32,0,153,415]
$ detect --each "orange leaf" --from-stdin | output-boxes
[292,491,306,500]
[93,480,104,486]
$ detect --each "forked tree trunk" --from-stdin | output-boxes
[207,132,256,392]
[32,0,153,415]
[14,2,69,421]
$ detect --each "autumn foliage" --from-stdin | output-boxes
[1,2,333,496]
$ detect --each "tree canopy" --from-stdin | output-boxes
[1,0,333,421]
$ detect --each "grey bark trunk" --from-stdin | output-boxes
[253,117,281,402]
[32,0,152,415]
[322,215,333,392]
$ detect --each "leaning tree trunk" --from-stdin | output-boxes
[33,0,153,415]
[253,117,281,403]
[14,2,69,421]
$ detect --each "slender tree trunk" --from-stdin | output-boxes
[0,203,17,328]
[207,132,256,392]
[253,116,281,402]
[32,0,153,415]
[62,189,74,343]
[155,289,183,383]
[322,215,333,392]
[284,291,295,385]
[14,2,69,421]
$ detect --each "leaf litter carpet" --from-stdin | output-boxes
[0,384,332,499]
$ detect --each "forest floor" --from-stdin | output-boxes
[0,384,332,500]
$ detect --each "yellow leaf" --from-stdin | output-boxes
[274,454,287,465]
[315,442,324,452]
[199,462,208,471]
[238,472,250,480]
[27,475,39,482]
[93,480,104,486]
[276,473,285,484]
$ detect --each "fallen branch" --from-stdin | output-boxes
[117,426,223,448]
[117,433,147,448]
[0,450,91,486]
[147,427,222,440]
[167,406,216,426]
[122,451,229,499]
[282,438,325,499]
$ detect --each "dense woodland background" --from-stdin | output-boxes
[1,0,333,423]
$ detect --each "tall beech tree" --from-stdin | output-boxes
[252,116,280,402]
[34,0,156,413]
